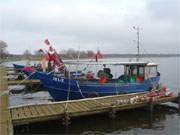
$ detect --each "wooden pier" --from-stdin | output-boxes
[0,66,180,134]
[10,93,178,126]
[8,79,41,85]
[6,67,41,85]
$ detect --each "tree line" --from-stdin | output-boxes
[1,40,180,62]
[25,48,95,60]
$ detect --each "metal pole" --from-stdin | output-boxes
[137,26,140,61]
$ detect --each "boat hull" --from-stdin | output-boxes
[38,72,160,101]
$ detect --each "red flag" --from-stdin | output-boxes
[44,39,50,45]
[47,46,65,69]
[42,39,65,70]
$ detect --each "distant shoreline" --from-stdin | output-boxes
[103,54,180,58]
[2,53,180,62]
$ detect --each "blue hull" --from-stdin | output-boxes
[36,72,160,101]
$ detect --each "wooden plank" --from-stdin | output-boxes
[69,102,87,112]
[46,105,59,115]
[88,99,106,108]
[79,100,96,109]
[46,104,59,113]
[52,104,65,114]
[73,102,90,111]
[78,101,91,111]
[65,103,79,113]
[81,100,94,107]
[10,108,20,120]
[55,103,66,112]
[38,105,51,116]
[23,107,33,118]
[8,79,41,85]
[16,107,27,119]
[34,105,46,117]
[28,106,39,117]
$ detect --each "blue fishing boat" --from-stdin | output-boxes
[31,61,160,101]
[13,64,24,70]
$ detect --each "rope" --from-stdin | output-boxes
[64,65,71,112]
[139,43,154,62]
[81,58,96,72]
[75,80,111,106]
[76,81,86,98]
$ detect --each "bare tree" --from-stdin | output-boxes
[0,40,8,62]
[87,50,94,57]
[23,49,32,59]
[66,48,77,59]
[34,50,42,56]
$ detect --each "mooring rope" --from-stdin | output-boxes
[75,80,112,106]
[64,66,71,112]
[75,81,86,99]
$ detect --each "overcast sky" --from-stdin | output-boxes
[0,0,179,54]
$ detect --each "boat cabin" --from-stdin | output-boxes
[121,62,159,83]
[65,61,159,83]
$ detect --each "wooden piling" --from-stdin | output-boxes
[149,98,154,112]
[62,112,71,127]
[0,67,14,135]
[109,107,116,118]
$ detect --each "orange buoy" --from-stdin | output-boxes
[99,76,108,84]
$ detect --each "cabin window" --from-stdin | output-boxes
[125,65,137,76]
[138,66,144,77]
[122,65,145,83]
[125,65,144,76]
[145,66,157,78]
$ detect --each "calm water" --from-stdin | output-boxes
[4,57,180,135]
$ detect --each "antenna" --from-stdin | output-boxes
[133,26,140,61]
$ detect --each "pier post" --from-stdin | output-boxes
[0,67,14,135]
[62,112,71,127]
[148,98,154,128]
[109,107,116,118]
[149,98,154,112]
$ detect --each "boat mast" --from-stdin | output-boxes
[133,26,140,61]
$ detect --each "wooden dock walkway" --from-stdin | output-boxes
[0,66,180,134]
[6,67,41,85]
[10,93,178,126]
